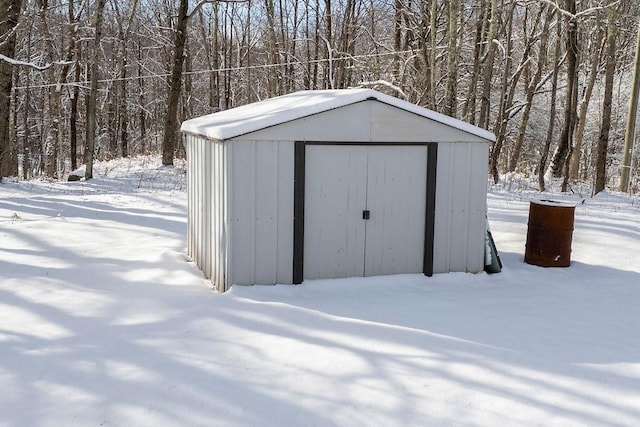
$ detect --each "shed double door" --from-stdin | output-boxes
[304,145,428,280]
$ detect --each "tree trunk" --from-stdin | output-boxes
[478,0,498,129]
[428,0,438,109]
[508,6,551,173]
[393,0,402,82]
[463,0,487,124]
[569,14,604,180]
[0,0,24,178]
[620,18,640,192]
[198,8,217,110]
[112,0,139,159]
[337,0,355,88]
[538,14,562,192]
[304,0,312,89]
[488,2,513,183]
[22,31,32,179]
[264,0,279,95]
[36,0,61,178]
[287,0,299,91]
[138,42,147,154]
[594,6,618,194]
[161,0,189,166]
[10,65,18,175]
[549,0,578,178]
[84,0,107,179]
[120,61,129,158]
[444,0,460,117]
[70,59,80,170]
[107,90,117,158]
[35,0,79,178]
[490,2,530,183]
[212,2,220,108]
[222,4,231,109]
[324,0,332,88]
[65,0,80,171]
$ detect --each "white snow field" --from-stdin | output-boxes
[1,157,639,427]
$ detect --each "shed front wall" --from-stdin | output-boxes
[226,141,488,286]
[228,140,294,286]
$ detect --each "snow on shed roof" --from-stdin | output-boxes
[180,88,496,142]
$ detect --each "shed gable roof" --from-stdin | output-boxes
[180,89,496,142]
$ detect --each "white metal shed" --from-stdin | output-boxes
[180,89,495,292]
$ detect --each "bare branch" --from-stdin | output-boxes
[537,0,620,19]
[0,54,73,71]
[576,1,620,19]
[187,0,248,20]
[537,0,575,19]
[358,80,408,99]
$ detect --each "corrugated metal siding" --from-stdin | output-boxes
[466,143,489,272]
[186,134,203,273]
[229,140,294,285]
[432,142,488,273]
[185,134,228,292]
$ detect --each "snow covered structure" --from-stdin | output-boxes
[181,89,495,292]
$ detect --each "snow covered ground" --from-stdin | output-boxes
[1,157,639,427]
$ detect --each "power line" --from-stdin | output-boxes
[13,49,415,91]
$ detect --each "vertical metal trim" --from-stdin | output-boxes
[222,142,232,292]
[424,143,438,276]
[292,141,305,284]
[218,141,227,293]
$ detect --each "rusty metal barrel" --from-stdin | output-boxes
[524,200,576,267]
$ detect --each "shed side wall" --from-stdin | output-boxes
[186,134,227,292]
[433,142,488,273]
[229,140,294,285]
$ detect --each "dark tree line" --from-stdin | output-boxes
[1,0,639,193]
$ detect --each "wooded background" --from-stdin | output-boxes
[1,0,639,193]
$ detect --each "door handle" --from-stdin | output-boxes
[362,210,370,220]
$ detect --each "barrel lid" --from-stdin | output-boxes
[531,199,579,208]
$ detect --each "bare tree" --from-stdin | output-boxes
[489,2,537,183]
[463,0,488,124]
[548,0,578,183]
[444,0,460,117]
[568,14,605,181]
[594,3,618,194]
[161,0,189,166]
[478,0,498,130]
[112,0,140,159]
[85,0,107,180]
[539,11,563,192]
[0,0,24,178]
[620,16,640,192]
[38,0,58,178]
[264,0,279,94]
[508,5,554,173]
